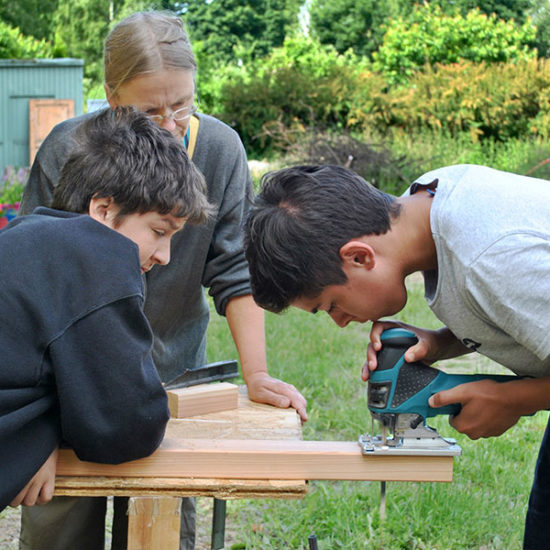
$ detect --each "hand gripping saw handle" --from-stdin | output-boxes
[368,328,517,421]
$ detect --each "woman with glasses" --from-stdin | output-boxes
[19,10,307,550]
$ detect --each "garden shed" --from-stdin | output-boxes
[0,58,83,174]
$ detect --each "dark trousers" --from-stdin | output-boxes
[20,495,196,550]
[524,416,550,549]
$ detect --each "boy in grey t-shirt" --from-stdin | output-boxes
[243,163,550,548]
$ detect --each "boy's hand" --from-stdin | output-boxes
[10,447,58,507]
[429,380,521,439]
[246,372,308,422]
[363,320,449,381]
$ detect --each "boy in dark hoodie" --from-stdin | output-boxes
[0,106,211,511]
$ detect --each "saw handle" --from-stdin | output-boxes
[376,328,518,419]
[427,371,518,417]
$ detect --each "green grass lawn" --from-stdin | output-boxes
[206,276,546,549]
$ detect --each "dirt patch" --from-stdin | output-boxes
[0,506,19,550]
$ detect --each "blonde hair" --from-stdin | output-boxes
[104,11,196,97]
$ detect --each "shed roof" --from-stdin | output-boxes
[0,58,84,68]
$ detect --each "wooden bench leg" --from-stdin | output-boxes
[127,496,181,550]
[211,498,226,550]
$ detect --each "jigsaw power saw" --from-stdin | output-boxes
[359,327,518,456]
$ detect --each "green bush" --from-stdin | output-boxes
[373,4,536,85]
[202,35,368,155]
[351,58,550,142]
[0,20,54,58]
[209,50,550,157]
[198,15,548,158]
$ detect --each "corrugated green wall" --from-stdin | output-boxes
[0,58,83,173]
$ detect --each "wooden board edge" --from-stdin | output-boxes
[57,439,454,483]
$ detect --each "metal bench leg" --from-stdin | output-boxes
[211,498,226,550]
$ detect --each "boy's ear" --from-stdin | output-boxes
[88,196,117,224]
[339,240,375,270]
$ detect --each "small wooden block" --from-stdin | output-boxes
[167,382,239,418]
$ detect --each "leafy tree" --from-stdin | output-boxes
[399,1,550,58]
[0,20,54,58]
[373,4,537,84]
[52,0,116,90]
[530,0,550,57]
[308,0,545,60]
[424,0,534,23]
[0,0,58,42]
[115,0,179,19]
[308,0,402,58]
[436,0,550,58]
[180,0,302,64]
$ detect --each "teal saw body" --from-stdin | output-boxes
[368,328,517,422]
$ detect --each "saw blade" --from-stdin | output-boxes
[359,414,462,456]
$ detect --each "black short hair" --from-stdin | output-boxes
[51,106,212,224]
[244,164,400,312]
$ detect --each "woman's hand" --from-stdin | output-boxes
[246,371,308,422]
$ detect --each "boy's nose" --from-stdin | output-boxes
[154,242,171,266]
[330,310,350,328]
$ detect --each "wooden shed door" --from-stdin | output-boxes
[29,99,74,164]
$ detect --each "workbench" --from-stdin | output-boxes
[55,386,305,549]
[55,386,455,549]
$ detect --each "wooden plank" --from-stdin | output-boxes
[57,439,453,483]
[167,382,238,418]
[28,99,74,164]
[54,476,307,499]
[127,497,180,550]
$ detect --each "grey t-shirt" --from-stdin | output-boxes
[415,164,550,377]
